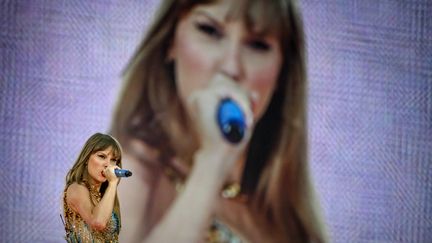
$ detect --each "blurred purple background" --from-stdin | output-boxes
[0,0,431,242]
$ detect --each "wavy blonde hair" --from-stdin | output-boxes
[111,0,327,241]
[65,133,122,228]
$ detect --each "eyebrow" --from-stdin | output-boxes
[191,8,270,37]
[96,151,111,156]
[192,9,224,25]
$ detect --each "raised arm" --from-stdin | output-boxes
[144,149,238,243]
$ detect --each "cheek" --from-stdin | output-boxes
[249,61,281,118]
[87,161,96,174]
[87,158,102,174]
[173,28,215,102]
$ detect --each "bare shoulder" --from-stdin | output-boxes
[66,183,90,210]
[66,183,89,199]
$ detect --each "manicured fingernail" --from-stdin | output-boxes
[250,91,259,102]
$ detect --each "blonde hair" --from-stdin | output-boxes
[111,0,327,241]
[65,133,122,228]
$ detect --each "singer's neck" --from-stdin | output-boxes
[87,178,102,192]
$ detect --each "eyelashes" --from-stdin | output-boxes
[194,22,272,52]
[247,39,270,51]
[97,154,119,164]
[195,22,222,38]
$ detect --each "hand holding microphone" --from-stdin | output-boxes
[103,166,133,183]
[186,75,254,177]
[188,75,253,148]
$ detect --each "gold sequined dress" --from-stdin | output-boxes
[62,182,120,243]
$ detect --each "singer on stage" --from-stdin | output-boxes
[111,0,328,242]
[62,133,123,242]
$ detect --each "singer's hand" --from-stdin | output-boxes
[187,75,254,170]
[103,165,120,184]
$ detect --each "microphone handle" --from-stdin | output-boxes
[217,98,246,144]
[114,169,132,177]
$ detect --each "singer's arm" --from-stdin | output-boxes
[117,140,240,243]
[66,168,118,231]
[144,148,238,243]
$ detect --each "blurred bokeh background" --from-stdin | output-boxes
[0,0,431,242]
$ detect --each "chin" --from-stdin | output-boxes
[91,175,106,184]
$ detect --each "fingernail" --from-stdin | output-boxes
[250,91,259,102]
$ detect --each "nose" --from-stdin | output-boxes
[219,41,244,82]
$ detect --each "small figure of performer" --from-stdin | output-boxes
[62,133,122,242]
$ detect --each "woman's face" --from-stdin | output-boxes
[170,0,282,121]
[87,146,118,184]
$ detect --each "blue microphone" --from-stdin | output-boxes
[114,169,132,177]
[217,98,246,144]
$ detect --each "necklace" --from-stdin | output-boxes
[221,182,241,199]
[86,181,101,203]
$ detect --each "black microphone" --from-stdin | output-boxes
[114,169,132,177]
[216,98,246,144]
